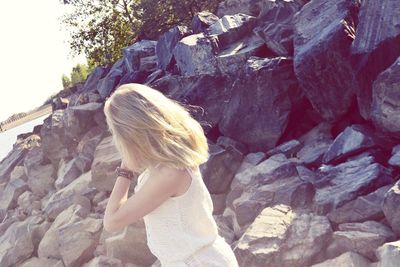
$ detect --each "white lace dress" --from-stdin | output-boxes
[134,164,239,267]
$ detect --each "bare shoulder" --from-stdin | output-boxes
[149,164,193,197]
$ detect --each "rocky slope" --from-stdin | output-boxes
[0,0,399,266]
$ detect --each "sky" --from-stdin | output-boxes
[0,0,86,122]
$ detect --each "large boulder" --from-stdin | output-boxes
[79,66,109,93]
[313,154,393,215]
[382,180,400,236]
[97,59,126,99]
[224,153,314,237]
[370,57,400,137]
[234,204,332,267]
[350,0,400,120]
[311,251,372,267]
[293,0,360,122]
[156,26,191,70]
[219,56,302,151]
[192,11,219,34]
[375,240,400,267]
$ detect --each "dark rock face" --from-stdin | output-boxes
[322,124,377,164]
[388,145,400,168]
[192,11,219,34]
[382,180,400,236]
[350,0,400,120]
[79,66,109,93]
[371,57,400,137]
[293,0,360,122]
[156,26,191,70]
[150,74,235,134]
[313,154,393,215]
[254,0,303,56]
[219,56,301,151]
[97,59,126,99]
[122,40,157,73]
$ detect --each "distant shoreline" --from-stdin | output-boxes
[1,104,53,132]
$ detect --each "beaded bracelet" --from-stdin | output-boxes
[115,166,135,181]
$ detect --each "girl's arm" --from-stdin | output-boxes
[103,164,187,233]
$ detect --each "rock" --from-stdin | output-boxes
[234,204,332,267]
[211,193,227,215]
[10,165,27,181]
[150,74,234,134]
[173,33,219,76]
[90,135,126,192]
[19,257,64,267]
[51,96,69,111]
[144,69,165,85]
[201,142,244,194]
[331,221,396,261]
[350,0,400,120]
[388,145,400,167]
[322,124,377,164]
[293,0,360,121]
[217,0,269,17]
[38,204,90,260]
[371,57,400,137]
[254,0,304,56]
[104,220,157,266]
[58,217,103,267]
[0,178,29,217]
[54,157,88,190]
[216,34,267,75]
[311,251,372,267]
[43,171,93,220]
[17,191,41,216]
[26,163,55,198]
[192,11,219,34]
[375,240,400,267]
[23,146,46,174]
[0,143,29,183]
[122,40,157,73]
[206,13,257,48]
[97,59,126,99]
[80,66,109,93]
[225,154,314,237]
[156,26,191,70]
[235,152,266,175]
[76,125,105,164]
[313,154,392,215]
[82,255,123,267]
[266,139,302,158]
[327,184,392,225]
[219,56,302,151]
[382,180,400,236]
[0,220,39,267]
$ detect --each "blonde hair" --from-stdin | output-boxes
[103,83,210,173]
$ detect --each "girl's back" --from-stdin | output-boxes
[134,165,239,267]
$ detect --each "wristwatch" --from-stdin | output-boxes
[115,166,135,181]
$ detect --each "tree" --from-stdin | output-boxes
[60,0,222,68]
[62,74,71,89]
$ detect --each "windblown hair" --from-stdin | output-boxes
[103,83,210,174]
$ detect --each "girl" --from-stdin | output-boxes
[103,83,239,267]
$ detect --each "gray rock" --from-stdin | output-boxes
[327,184,392,225]
[80,66,109,93]
[293,0,360,121]
[375,240,400,267]
[388,145,400,167]
[371,57,400,137]
[332,221,396,261]
[97,59,126,99]
[382,180,400,236]
[219,56,301,151]
[234,204,332,267]
[217,0,271,17]
[173,33,219,76]
[150,74,234,134]
[313,154,393,215]
[0,178,29,217]
[311,251,372,267]
[254,0,304,56]
[225,154,314,237]
[122,40,157,73]
[192,11,219,34]
[266,139,302,158]
[322,124,377,164]
[156,26,191,70]
[201,142,244,194]
[351,0,400,120]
